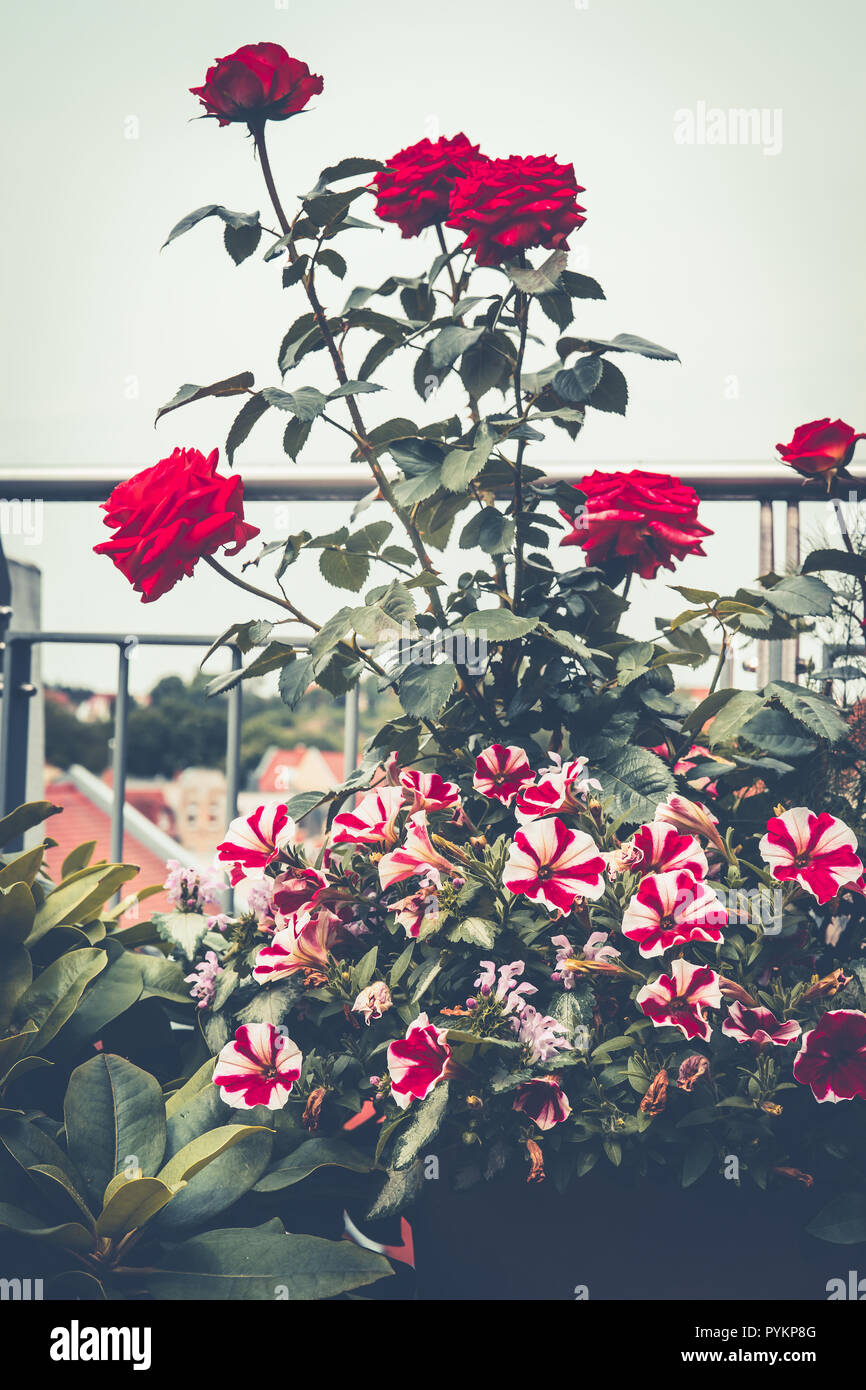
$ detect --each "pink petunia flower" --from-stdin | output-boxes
[271,867,327,921]
[636,958,723,1041]
[331,786,405,847]
[352,981,393,1025]
[722,1002,802,1048]
[216,802,295,886]
[391,868,442,938]
[793,1009,866,1103]
[759,807,864,905]
[653,793,726,856]
[398,768,461,813]
[513,1076,572,1131]
[621,869,726,958]
[212,1022,303,1110]
[514,755,601,822]
[604,839,644,878]
[503,817,606,913]
[378,812,454,889]
[386,1012,452,1109]
[252,907,343,982]
[473,744,534,805]
[631,822,708,879]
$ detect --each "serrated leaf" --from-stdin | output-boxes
[155,372,255,425]
[506,250,568,294]
[162,204,259,250]
[227,394,270,466]
[764,681,849,743]
[320,547,370,592]
[458,610,537,641]
[553,356,603,404]
[391,1083,450,1170]
[398,661,458,718]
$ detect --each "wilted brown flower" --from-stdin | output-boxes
[772,1166,813,1188]
[677,1055,711,1092]
[526,1138,546,1183]
[302,1086,326,1131]
[802,968,852,1002]
[640,1068,669,1116]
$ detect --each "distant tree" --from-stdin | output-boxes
[45,698,110,773]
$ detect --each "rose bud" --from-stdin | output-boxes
[776,418,864,487]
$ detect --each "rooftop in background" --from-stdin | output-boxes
[45,768,175,920]
[255,744,343,794]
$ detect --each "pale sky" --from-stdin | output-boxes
[1,0,864,693]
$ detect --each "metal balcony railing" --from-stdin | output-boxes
[1,461,863,857]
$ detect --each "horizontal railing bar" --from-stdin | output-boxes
[2,462,865,502]
[4,630,311,647]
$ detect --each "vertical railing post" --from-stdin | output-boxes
[110,638,133,865]
[757,501,775,688]
[343,684,360,777]
[781,501,801,683]
[225,646,242,825]
[0,637,34,844]
[223,645,243,915]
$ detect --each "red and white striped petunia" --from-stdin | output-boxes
[759,807,863,905]
[503,817,606,913]
[398,768,461,813]
[793,1009,866,1102]
[378,812,454,890]
[621,869,725,958]
[512,1076,572,1131]
[216,802,295,886]
[636,958,722,1042]
[631,822,708,879]
[271,866,327,922]
[721,1002,801,1048]
[653,793,726,855]
[473,743,534,805]
[387,1012,452,1109]
[514,756,600,822]
[252,907,342,982]
[212,1022,302,1110]
[331,786,405,847]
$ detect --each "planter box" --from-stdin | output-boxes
[410,1168,843,1301]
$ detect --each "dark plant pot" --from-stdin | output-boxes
[410,1167,844,1301]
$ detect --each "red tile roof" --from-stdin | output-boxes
[321,750,344,782]
[257,746,308,792]
[43,779,173,919]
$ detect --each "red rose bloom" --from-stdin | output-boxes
[191,43,323,127]
[447,154,586,267]
[776,418,864,482]
[560,469,713,579]
[94,447,259,602]
[372,134,484,239]
[793,1009,866,1103]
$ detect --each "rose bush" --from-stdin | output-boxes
[10,39,866,1298]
